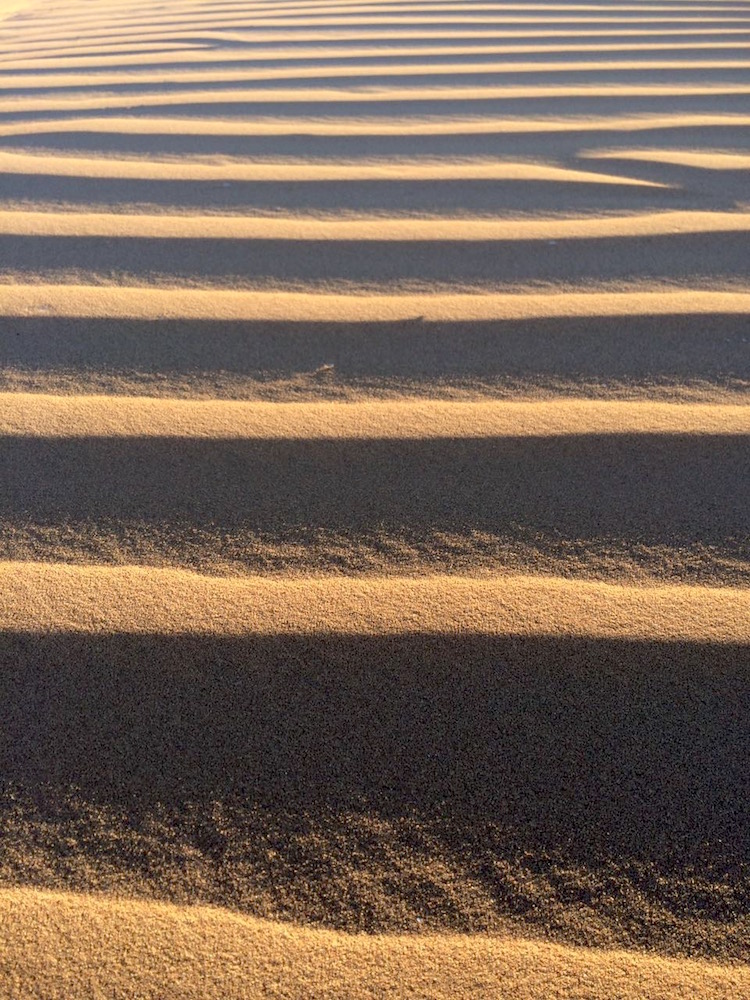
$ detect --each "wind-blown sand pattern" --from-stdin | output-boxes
[0,0,748,996]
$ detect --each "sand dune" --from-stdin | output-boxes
[5,58,750,91]
[1,889,748,1000]
[0,0,27,19]
[4,83,750,116]
[3,285,749,320]
[5,41,750,72]
[2,612,749,955]
[2,111,748,140]
[8,26,750,51]
[2,563,749,639]
[1,208,746,239]
[221,27,750,43]
[0,150,665,185]
[583,147,750,168]
[3,311,748,406]
[1,415,747,581]
[8,18,750,47]
[0,42,209,63]
[2,394,748,438]
[1,0,748,994]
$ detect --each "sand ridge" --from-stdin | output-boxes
[5,57,750,90]
[1,208,747,239]
[3,111,748,136]
[1,0,748,993]
[582,147,750,168]
[5,43,750,72]
[3,285,749,320]
[1,888,748,1000]
[2,562,750,640]
[1,393,749,438]
[4,82,750,115]
[0,150,667,185]
[0,0,31,20]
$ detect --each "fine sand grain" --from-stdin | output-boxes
[1,889,748,1000]
[3,563,750,640]
[1,0,748,995]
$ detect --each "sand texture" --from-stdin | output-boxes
[0,0,748,996]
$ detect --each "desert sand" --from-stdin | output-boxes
[0,0,748,996]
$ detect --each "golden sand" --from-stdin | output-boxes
[1,394,748,438]
[0,150,664,186]
[6,58,750,91]
[3,113,750,137]
[4,42,750,71]
[583,148,750,169]
[1,0,748,993]
[0,0,27,18]
[0,208,746,240]
[2,563,749,640]
[1,889,747,1000]
[3,83,750,115]
[4,285,749,321]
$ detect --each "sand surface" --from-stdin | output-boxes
[2,889,749,1000]
[0,0,748,996]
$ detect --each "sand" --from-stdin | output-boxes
[0,0,748,995]
[1,890,748,1000]
[5,285,750,320]
[4,564,750,639]
[3,394,750,437]
[2,208,749,239]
